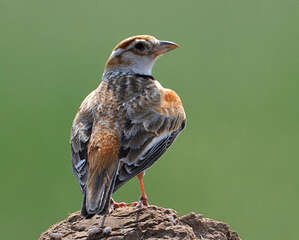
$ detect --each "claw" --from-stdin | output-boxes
[110,196,149,212]
[139,195,148,206]
[136,201,144,208]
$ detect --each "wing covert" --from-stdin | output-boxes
[113,86,186,192]
[70,91,96,192]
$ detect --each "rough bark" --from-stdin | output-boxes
[40,205,240,240]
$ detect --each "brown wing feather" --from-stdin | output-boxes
[70,91,96,192]
[114,86,186,192]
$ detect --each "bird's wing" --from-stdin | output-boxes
[113,85,186,192]
[70,91,95,193]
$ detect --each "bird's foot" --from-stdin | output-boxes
[110,198,138,211]
[133,196,149,209]
[139,195,148,207]
[110,197,148,212]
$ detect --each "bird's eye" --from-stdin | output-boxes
[134,42,145,51]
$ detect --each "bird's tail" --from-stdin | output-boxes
[81,129,120,218]
[81,164,119,218]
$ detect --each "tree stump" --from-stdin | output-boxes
[40,205,240,240]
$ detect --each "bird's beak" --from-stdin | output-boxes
[154,40,179,56]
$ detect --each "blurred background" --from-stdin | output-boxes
[1,0,299,239]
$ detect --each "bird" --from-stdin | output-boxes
[70,35,186,218]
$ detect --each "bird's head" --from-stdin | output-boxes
[104,35,179,75]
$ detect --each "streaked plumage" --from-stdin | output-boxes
[70,35,186,218]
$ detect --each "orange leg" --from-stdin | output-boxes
[137,171,148,206]
[110,171,148,211]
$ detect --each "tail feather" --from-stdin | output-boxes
[81,127,120,218]
[81,192,94,218]
[81,163,119,217]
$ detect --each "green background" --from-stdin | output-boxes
[1,0,299,239]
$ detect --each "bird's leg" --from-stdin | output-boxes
[137,171,148,206]
[109,171,148,211]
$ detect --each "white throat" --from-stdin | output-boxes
[129,56,155,75]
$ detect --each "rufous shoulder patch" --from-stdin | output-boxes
[164,90,182,104]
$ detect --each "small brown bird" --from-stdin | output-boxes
[70,35,186,218]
